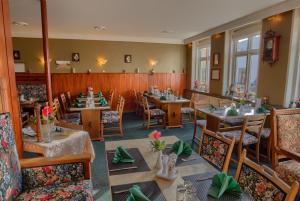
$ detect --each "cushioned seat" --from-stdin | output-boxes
[140,102,155,109]
[260,128,271,139]
[181,107,194,114]
[146,109,165,117]
[221,130,258,145]
[275,160,300,186]
[196,119,207,127]
[223,118,244,127]
[16,180,93,201]
[102,111,119,124]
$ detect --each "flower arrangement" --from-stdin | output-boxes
[226,103,239,116]
[41,103,55,124]
[149,130,166,152]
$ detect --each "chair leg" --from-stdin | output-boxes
[119,121,124,136]
[100,122,104,138]
[256,143,260,163]
[267,138,271,161]
[163,115,166,128]
[193,122,197,143]
[147,115,150,129]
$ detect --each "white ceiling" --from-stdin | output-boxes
[9,0,284,44]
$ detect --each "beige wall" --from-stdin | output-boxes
[257,11,293,105]
[209,33,225,95]
[12,38,186,73]
[186,43,193,89]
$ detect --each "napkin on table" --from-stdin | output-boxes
[208,173,242,199]
[172,140,192,156]
[112,146,135,164]
[126,185,150,201]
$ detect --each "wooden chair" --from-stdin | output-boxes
[142,96,166,129]
[59,93,69,114]
[53,97,81,126]
[181,93,195,123]
[192,101,207,144]
[199,130,235,173]
[235,150,299,201]
[107,89,114,107]
[101,96,125,137]
[220,115,266,163]
[66,91,72,107]
[271,108,300,193]
[0,112,92,201]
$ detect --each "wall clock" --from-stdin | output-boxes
[263,30,280,65]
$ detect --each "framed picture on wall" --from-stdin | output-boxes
[13,50,21,60]
[72,53,80,62]
[211,68,221,80]
[213,53,220,66]
[124,55,132,63]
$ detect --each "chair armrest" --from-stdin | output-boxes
[20,154,91,179]
[278,148,300,162]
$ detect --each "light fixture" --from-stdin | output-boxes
[12,21,29,27]
[97,57,108,66]
[94,25,107,31]
[149,59,158,67]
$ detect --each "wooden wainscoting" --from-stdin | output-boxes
[16,73,46,84]
[51,73,186,111]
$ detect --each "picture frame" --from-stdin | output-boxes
[124,55,132,63]
[211,68,221,80]
[13,50,21,60]
[213,53,220,66]
[72,53,80,62]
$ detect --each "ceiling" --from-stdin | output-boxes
[9,0,284,44]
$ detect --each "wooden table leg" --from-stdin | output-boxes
[81,109,103,141]
[206,114,220,132]
[167,103,182,128]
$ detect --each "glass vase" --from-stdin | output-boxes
[41,122,53,143]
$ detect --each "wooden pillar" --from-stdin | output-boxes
[0,0,23,157]
[40,0,53,106]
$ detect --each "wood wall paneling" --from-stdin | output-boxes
[0,0,23,157]
[51,73,186,111]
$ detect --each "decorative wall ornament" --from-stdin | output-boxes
[13,50,21,60]
[263,30,280,65]
[213,53,220,66]
[124,54,132,63]
[211,68,221,80]
[55,60,71,69]
[72,53,80,62]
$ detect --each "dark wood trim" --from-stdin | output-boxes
[40,0,52,106]
[0,0,23,157]
[16,73,46,84]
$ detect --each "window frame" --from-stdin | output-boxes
[231,32,261,95]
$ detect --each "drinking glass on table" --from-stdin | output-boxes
[176,184,185,201]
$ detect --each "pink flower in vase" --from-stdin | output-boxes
[42,106,53,118]
[149,130,161,140]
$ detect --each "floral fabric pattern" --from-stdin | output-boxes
[181,107,194,114]
[238,164,286,201]
[277,114,300,153]
[200,134,229,170]
[0,113,22,201]
[17,84,47,102]
[146,109,165,117]
[16,180,93,201]
[102,111,119,124]
[22,163,84,190]
[260,128,271,139]
[275,160,300,186]
[221,130,258,145]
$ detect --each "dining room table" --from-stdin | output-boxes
[197,106,270,132]
[105,136,252,201]
[145,93,190,128]
[69,98,111,141]
[23,126,95,161]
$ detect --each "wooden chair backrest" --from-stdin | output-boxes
[199,130,235,173]
[235,150,299,201]
[66,91,72,107]
[60,93,68,113]
[141,96,149,112]
[271,108,300,167]
[117,96,125,120]
[107,90,114,107]
[53,97,62,120]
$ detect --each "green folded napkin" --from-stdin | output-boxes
[99,97,108,106]
[160,96,167,100]
[226,108,238,116]
[208,173,242,199]
[112,146,135,164]
[256,106,267,114]
[126,185,150,201]
[172,140,192,156]
[98,92,103,97]
[75,102,82,108]
[75,98,82,103]
[79,92,84,97]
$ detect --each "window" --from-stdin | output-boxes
[231,33,261,97]
[194,43,211,92]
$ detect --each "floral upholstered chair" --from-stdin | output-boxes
[101,96,125,137]
[235,150,299,201]
[271,108,300,193]
[220,115,266,163]
[0,112,93,201]
[198,130,235,173]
